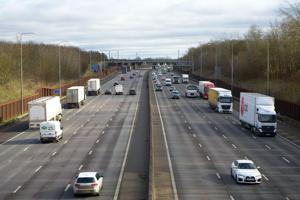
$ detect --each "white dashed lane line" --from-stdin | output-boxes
[252,135,257,139]
[96,139,100,144]
[188,126,192,130]
[23,146,30,152]
[206,155,211,161]
[265,145,272,150]
[192,134,197,138]
[229,195,235,200]
[231,144,237,149]
[78,165,83,171]
[64,184,71,192]
[222,134,227,139]
[282,157,290,163]
[35,166,42,173]
[198,143,202,148]
[13,185,22,193]
[216,173,221,179]
[52,151,57,157]
[262,174,269,181]
[89,150,93,155]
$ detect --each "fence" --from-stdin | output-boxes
[0,67,118,123]
[186,70,300,121]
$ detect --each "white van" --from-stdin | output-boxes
[40,121,63,143]
[165,78,172,86]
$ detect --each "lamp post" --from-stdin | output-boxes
[18,32,34,115]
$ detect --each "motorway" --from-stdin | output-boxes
[153,72,300,200]
[0,71,148,200]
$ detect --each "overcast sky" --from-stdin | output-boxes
[0,0,291,58]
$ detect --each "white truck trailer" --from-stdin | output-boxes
[239,93,277,136]
[208,88,233,113]
[66,86,86,108]
[28,96,62,128]
[182,74,189,83]
[115,84,124,95]
[87,78,101,96]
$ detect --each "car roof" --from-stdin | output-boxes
[78,172,98,178]
[236,159,254,164]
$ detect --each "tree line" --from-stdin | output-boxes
[182,2,300,103]
[0,41,107,86]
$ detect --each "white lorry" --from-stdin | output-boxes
[208,88,233,113]
[28,96,62,129]
[87,78,101,96]
[40,120,63,143]
[115,84,124,95]
[66,86,86,108]
[185,84,199,98]
[182,74,189,83]
[239,93,277,136]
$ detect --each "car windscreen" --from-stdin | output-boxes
[258,114,276,123]
[76,177,95,183]
[219,97,232,103]
[238,163,256,169]
[187,85,197,90]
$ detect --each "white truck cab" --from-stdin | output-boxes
[40,121,63,143]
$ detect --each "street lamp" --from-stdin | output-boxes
[18,32,34,115]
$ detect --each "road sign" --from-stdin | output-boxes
[54,89,60,95]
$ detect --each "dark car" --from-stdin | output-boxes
[129,88,136,95]
[129,75,134,79]
[104,89,112,95]
[113,82,119,86]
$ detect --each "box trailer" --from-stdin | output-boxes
[28,96,62,128]
[87,78,101,96]
[66,86,86,108]
[199,81,215,99]
[208,88,233,113]
[239,93,277,136]
[115,84,124,95]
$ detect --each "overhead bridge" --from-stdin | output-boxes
[107,59,192,70]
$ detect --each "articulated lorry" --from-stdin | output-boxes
[87,78,101,96]
[239,93,277,136]
[66,86,86,108]
[208,88,233,113]
[28,96,62,128]
[199,81,215,99]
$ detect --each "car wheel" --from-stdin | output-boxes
[235,175,239,183]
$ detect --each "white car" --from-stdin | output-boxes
[231,160,262,184]
[73,172,103,196]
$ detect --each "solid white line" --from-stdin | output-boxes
[222,134,227,139]
[206,155,211,161]
[1,131,26,145]
[229,195,235,200]
[64,184,70,192]
[96,139,100,143]
[89,150,93,155]
[52,151,57,156]
[216,173,221,179]
[113,81,142,200]
[232,144,237,149]
[147,83,179,200]
[35,166,42,173]
[265,145,272,150]
[78,165,83,171]
[262,174,269,181]
[13,185,22,193]
[282,157,290,163]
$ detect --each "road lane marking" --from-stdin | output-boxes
[214,127,218,130]
[184,120,187,123]
[63,140,68,144]
[52,152,57,157]
[229,195,235,200]
[13,185,22,193]
[232,121,236,125]
[106,124,109,127]
[216,173,221,179]
[110,118,113,121]
[35,166,42,173]
[265,145,271,150]
[102,131,105,134]
[1,131,27,145]
[64,184,70,192]
[192,134,196,138]
[66,118,70,121]
[222,134,227,139]
[23,146,30,152]
[252,135,257,139]
[87,119,90,122]
[78,165,83,171]
[232,144,237,149]
[282,157,290,163]
[73,131,77,135]
[198,143,202,148]
[148,84,179,200]
[262,174,269,181]
[89,150,93,155]
[113,82,144,200]
[244,156,248,160]
[206,155,211,161]
[80,124,84,128]
[96,139,100,143]
[188,126,192,130]
[285,197,290,200]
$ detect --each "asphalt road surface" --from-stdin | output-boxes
[0,71,148,200]
[153,72,300,200]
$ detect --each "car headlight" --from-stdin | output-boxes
[237,174,245,178]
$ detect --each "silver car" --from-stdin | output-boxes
[73,172,103,196]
